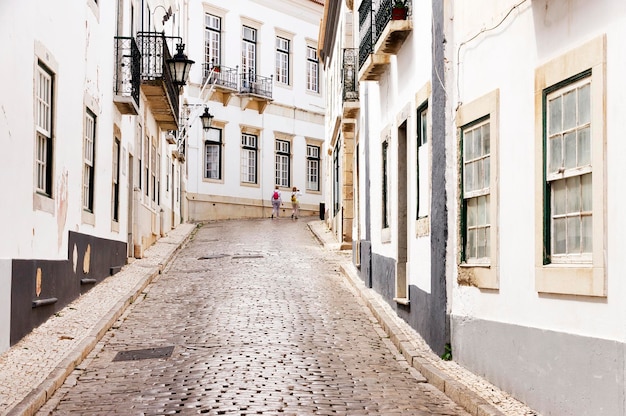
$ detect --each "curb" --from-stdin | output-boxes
[309,222,504,416]
[5,225,197,416]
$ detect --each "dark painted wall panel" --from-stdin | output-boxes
[10,232,126,345]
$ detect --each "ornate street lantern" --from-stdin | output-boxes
[167,43,194,87]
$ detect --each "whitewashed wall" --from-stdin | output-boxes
[450,0,626,349]
[449,0,626,414]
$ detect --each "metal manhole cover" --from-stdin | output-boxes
[113,346,174,362]
[198,254,229,260]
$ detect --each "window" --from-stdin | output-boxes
[534,35,605,297]
[456,89,499,289]
[144,136,149,196]
[545,78,592,262]
[112,138,120,221]
[276,37,290,85]
[35,62,54,197]
[151,142,157,202]
[242,26,257,86]
[416,103,429,219]
[462,119,490,262]
[306,46,319,92]
[83,109,96,212]
[382,139,389,229]
[241,133,258,183]
[204,127,222,179]
[275,139,290,187]
[205,14,221,77]
[333,140,340,215]
[166,156,170,192]
[307,144,320,191]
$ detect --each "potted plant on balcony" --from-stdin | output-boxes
[212,64,221,73]
[391,0,408,20]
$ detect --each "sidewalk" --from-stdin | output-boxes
[0,223,198,416]
[307,220,538,416]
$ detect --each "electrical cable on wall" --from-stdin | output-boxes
[455,0,529,110]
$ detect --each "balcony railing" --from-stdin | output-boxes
[240,72,273,99]
[343,48,359,102]
[136,32,180,127]
[202,64,238,91]
[359,0,412,71]
[358,0,374,71]
[113,36,140,110]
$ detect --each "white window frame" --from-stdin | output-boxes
[204,127,222,180]
[416,103,430,220]
[83,108,96,212]
[35,63,53,197]
[151,142,157,202]
[545,78,592,263]
[205,14,221,74]
[534,35,606,297]
[112,138,120,222]
[462,119,491,264]
[242,26,257,84]
[306,46,319,93]
[241,133,257,184]
[275,139,290,187]
[306,144,320,191]
[276,37,290,85]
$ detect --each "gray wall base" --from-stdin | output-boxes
[451,315,625,416]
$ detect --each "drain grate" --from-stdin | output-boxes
[231,254,264,259]
[113,346,174,362]
[198,254,229,260]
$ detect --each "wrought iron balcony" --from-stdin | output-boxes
[202,63,239,106]
[136,32,180,130]
[239,71,273,114]
[358,0,412,81]
[342,48,360,119]
[240,72,272,98]
[113,36,140,115]
[343,48,359,102]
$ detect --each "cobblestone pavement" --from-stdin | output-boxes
[37,219,470,416]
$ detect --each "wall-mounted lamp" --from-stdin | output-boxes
[199,107,214,131]
[167,43,194,88]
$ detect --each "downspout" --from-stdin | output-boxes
[363,83,370,241]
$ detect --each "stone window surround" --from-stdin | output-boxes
[534,35,607,297]
[456,89,500,290]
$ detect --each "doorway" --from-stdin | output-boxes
[395,121,408,302]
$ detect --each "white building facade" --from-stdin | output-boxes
[320,0,448,361]
[182,0,325,221]
[0,0,190,352]
[449,1,626,415]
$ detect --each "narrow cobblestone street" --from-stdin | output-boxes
[37,219,469,415]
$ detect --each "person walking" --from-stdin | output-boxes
[290,186,302,219]
[271,185,282,218]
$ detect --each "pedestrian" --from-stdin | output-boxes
[290,186,302,219]
[271,185,282,218]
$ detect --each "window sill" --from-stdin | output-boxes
[381,227,391,243]
[415,216,429,237]
[33,192,55,214]
[202,177,224,184]
[536,264,605,297]
[458,263,498,289]
[82,210,95,226]
[394,297,410,306]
